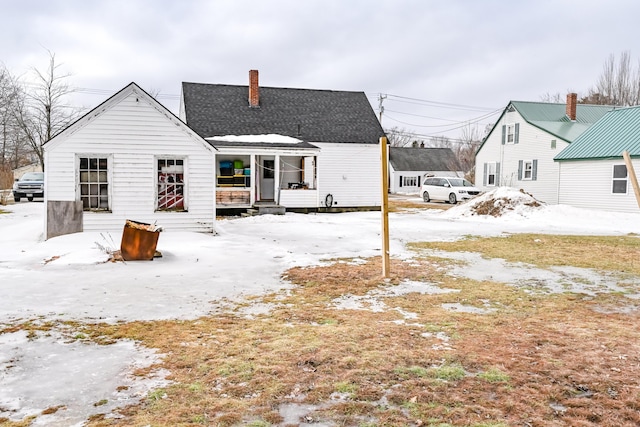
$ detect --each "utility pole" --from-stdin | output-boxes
[378,94,386,124]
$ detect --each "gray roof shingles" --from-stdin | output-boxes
[389,147,461,171]
[181,83,386,146]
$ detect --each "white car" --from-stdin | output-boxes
[421,176,481,204]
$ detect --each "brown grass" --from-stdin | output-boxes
[410,233,640,275]
[4,233,640,426]
[388,197,451,212]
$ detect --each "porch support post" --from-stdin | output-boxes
[274,154,281,204]
[250,154,256,204]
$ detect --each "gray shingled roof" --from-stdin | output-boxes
[389,147,461,171]
[181,82,386,146]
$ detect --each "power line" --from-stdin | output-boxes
[382,93,499,112]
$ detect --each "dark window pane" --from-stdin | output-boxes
[613,180,627,193]
[80,158,88,169]
[613,165,627,179]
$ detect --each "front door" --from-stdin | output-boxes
[259,158,275,200]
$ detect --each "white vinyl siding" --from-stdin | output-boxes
[314,142,381,207]
[45,89,215,232]
[476,109,566,204]
[558,159,640,213]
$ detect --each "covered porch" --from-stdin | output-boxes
[214,147,320,210]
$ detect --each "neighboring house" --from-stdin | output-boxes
[388,147,463,194]
[180,70,386,210]
[555,105,640,213]
[475,94,612,204]
[44,82,216,239]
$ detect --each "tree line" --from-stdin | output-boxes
[0,51,78,182]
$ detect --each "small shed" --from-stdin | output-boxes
[44,82,216,239]
[388,147,463,194]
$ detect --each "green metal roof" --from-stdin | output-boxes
[511,101,612,142]
[513,101,611,124]
[555,105,640,161]
[477,100,613,154]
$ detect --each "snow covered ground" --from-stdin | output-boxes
[1,189,639,425]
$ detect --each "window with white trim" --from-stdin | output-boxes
[79,157,109,211]
[157,158,186,211]
[487,162,497,186]
[612,164,628,194]
[403,176,418,187]
[523,161,533,180]
[506,124,515,144]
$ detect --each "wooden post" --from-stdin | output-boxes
[380,136,390,277]
[622,151,640,209]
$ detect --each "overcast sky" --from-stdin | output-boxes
[3,0,640,141]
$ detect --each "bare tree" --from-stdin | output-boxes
[426,135,451,148]
[583,51,640,106]
[540,92,565,103]
[385,126,425,147]
[0,64,29,170]
[456,124,483,181]
[14,51,80,170]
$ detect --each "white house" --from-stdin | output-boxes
[555,105,640,213]
[475,94,612,204]
[179,70,387,211]
[388,147,463,194]
[44,83,216,239]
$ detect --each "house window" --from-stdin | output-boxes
[403,176,418,187]
[612,164,628,194]
[523,161,533,180]
[551,139,557,149]
[487,162,497,186]
[263,160,275,179]
[506,125,515,144]
[157,158,185,211]
[79,157,109,211]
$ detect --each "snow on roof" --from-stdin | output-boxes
[205,134,302,144]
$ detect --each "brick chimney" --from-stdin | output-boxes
[249,70,259,108]
[566,92,577,121]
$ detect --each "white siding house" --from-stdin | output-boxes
[475,94,612,204]
[44,83,216,238]
[388,147,463,194]
[555,105,640,213]
[180,70,386,211]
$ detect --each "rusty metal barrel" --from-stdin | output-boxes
[120,220,161,261]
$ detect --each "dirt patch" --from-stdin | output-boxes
[470,188,542,217]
